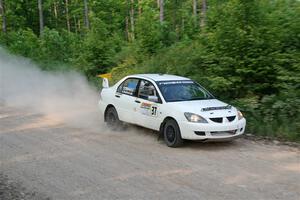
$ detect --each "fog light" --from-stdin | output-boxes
[194,131,206,136]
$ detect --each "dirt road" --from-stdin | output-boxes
[0,105,299,200]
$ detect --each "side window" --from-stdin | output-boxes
[117,78,139,96]
[117,83,123,93]
[138,80,159,102]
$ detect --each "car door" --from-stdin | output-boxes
[114,78,140,124]
[135,79,163,131]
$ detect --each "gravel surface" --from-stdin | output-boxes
[0,105,299,200]
[0,173,49,200]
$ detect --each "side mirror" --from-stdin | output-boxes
[102,78,109,88]
[148,95,159,103]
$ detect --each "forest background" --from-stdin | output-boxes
[0,0,299,141]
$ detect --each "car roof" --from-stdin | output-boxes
[130,74,191,82]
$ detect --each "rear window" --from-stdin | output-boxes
[117,78,139,96]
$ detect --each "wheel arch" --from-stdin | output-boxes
[104,104,115,122]
[159,116,178,134]
[160,116,184,147]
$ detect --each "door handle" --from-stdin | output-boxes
[115,94,120,98]
[135,100,141,103]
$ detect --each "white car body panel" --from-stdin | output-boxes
[98,74,246,141]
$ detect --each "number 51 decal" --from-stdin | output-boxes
[151,105,158,117]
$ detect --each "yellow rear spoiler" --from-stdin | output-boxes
[97,73,112,79]
[97,73,112,88]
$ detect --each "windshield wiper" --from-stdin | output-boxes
[166,97,215,102]
[190,97,209,100]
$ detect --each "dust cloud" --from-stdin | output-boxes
[0,47,104,131]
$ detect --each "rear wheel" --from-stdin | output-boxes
[105,107,122,130]
[163,119,184,147]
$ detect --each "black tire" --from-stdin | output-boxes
[163,119,184,147]
[105,107,122,130]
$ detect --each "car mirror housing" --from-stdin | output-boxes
[148,95,159,102]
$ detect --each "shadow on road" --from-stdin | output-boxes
[127,124,242,151]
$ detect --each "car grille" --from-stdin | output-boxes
[210,117,223,123]
[210,130,237,136]
[227,116,236,122]
[210,116,236,123]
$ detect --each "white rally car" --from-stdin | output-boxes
[98,74,246,147]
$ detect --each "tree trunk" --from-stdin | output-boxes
[83,0,90,29]
[65,0,70,32]
[193,0,197,25]
[138,0,142,16]
[130,0,135,40]
[0,0,7,33]
[78,19,81,32]
[53,1,58,28]
[38,0,44,36]
[53,1,58,19]
[73,16,78,34]
[200,0,207,28]
[159,0,164,23]
[125,16,129,41]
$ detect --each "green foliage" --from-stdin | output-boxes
[6,29,39,57]
[135,10,163,53]
[39,28,69,64]
[74,17,123,78]
[0,0,299,141]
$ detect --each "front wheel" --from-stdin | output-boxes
[105,107,122,130]
[163,119,184,147]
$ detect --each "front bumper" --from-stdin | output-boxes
[179,118,246,140]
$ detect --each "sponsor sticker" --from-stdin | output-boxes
[201,105,232,112]
[158,80,194,85]
[140,102,158,117]
[141,102,152,110]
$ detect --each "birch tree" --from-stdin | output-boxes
[83,0,90,29]
[65,0,70,32]
[159,0,164,23]
[38,0,44,36]
[0,0,6,33]
[200,0,207,28]
[193,0,198,25]
[130,0,135,40]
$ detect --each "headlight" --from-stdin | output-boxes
[184,112,208,123]
[237,110,244,120]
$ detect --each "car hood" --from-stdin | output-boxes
[169,99,237,118]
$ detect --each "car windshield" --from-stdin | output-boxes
[156,80,215,102]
